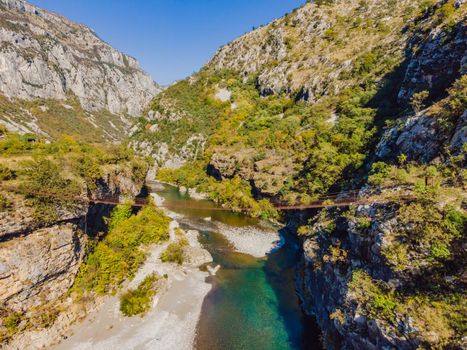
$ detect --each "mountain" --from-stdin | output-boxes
[132,0,467,348]
[0,0,160,141]
[133,0,465,181]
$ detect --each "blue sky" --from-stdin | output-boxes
[30,0,305,85]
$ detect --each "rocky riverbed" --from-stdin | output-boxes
[51,194,214,350]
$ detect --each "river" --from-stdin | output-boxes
[154,183,322,350]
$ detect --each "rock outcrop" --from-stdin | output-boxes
[0,223,85,312]
[0,0,160,140]
[295,5,466,348]
[208,147,297,196]
[0,164,146,348]
[208,0,411,102]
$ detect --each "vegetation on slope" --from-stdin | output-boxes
[157,161,278,219]
[0,94,130,143]
[300,153,466,348]
[0,129,154,342]
[73,204,170,295]
[347,269,466,347]
[0,128,148,224]
[131,0,466,347]
[145,56,401,212]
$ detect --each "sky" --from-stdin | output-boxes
[30,0,305,86]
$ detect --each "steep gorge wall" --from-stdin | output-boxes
[295,9,466,349]
[0,0,160,140]
[0,166,146,348]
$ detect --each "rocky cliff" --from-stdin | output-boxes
[0,135,149,347]
[0,0,160,141]
[134,0,423,169]
[294,3,466,348]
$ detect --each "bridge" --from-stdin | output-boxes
[0,182,413,211]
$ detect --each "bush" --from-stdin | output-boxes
[120,273,159,317]
[0,164,15,180]
[160,238,188,265]
[72,155,102,190]
[0,194,11,212]
[4,312,22,334]
[73,206,170,294]
[0,133,39,155]
[356,217,372,231]
[348,270,398,323]
[411,90,429,113]
[430,242,451,260]
[106,204,132,231]
[20,159,81,223]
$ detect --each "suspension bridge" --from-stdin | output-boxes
[0,182,413,212]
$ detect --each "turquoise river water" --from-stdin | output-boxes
[153,184,322,350]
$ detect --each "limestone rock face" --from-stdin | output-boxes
[131,133,206,171]
[0,0,159,133]
[0,165,145,347]
[397,19,467,105]
[0,223,85,312]
[375,18,466,164]
[375,108,466,163]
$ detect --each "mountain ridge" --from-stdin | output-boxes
[0,0,160,141]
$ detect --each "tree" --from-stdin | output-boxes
[411,90,429,114]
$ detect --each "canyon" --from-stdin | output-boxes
[0,0,466,349]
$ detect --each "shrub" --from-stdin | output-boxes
[348,270,398,323]
[444,207,467,237]
[411,90,429,113]
[0,133,38,155]
[382,241,409,271]
[0,194,11,212]
[0,164,15,180]
[297,225,311,236]
[120,273,159,317]
[106,204,132,231]
[73,206,170,294]
[20,159,81,223]
[72,155,102,190]
[160,238,188,265]
[368,162,391,185]
[356,217,372,231]
[4,312,22,334]
[353,52,378,76]
[430,242,451,260]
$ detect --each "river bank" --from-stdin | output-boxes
[51,198,213,350]
[215,222,282,258]
[53,267,210,350]
[154,182,283,258]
